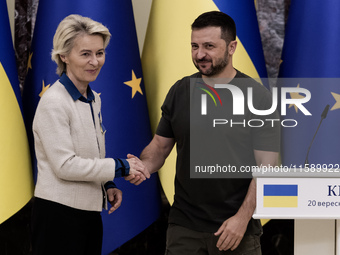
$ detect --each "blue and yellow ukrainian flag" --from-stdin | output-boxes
[22,1,161,253]
[263,184,298,208]
[142,0,267,205]
[0,1,33,224]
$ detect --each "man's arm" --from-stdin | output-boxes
[140,134,175,173]
[214,150,279,251]
[125,134,175,185]
[236,150,279,225]
[253,150,279,167]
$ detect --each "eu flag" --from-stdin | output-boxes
[0,1,33,224]
[279,0,340,167]
[22,1,161,253]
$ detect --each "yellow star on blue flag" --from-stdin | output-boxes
[39,80,50,97]
[289,84,306,113]
[124,70,143,98]
[330,92,340,111]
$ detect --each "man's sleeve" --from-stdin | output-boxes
[156,85,176,138]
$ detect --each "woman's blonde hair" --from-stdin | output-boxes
[51,14,111,76]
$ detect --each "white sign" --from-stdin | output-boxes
[254,178,340,219]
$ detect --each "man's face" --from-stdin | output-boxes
[191,26,228,77]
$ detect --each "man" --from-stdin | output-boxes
[127,11,279,254]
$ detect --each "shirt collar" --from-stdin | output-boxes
[59,73,95,103]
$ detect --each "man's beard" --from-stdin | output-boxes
[194,53,229,77]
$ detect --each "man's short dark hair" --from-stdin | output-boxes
[191,11,236,44]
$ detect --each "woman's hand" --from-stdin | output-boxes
[125,154,150,185]
[107,188,123,214]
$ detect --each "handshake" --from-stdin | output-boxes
[125,154,150,185]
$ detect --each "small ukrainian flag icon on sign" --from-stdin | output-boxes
[263,184,298,207]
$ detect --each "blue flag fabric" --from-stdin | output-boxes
[279,0,340,166]
[22,1,161,253]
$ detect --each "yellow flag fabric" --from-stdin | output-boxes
[142,0,267,224]
[0,63,33,224]
[0,1,33,224]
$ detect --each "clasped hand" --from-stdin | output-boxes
[125,154,150,185]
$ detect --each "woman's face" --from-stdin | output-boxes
[63,34,105,88]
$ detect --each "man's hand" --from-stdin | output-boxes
[125,135,175,185]
[107,188,122,214]
[214,214,248,251]
[124,154,149,185]
[126,154,150,185]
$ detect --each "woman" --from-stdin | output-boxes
[31,14,149,255]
